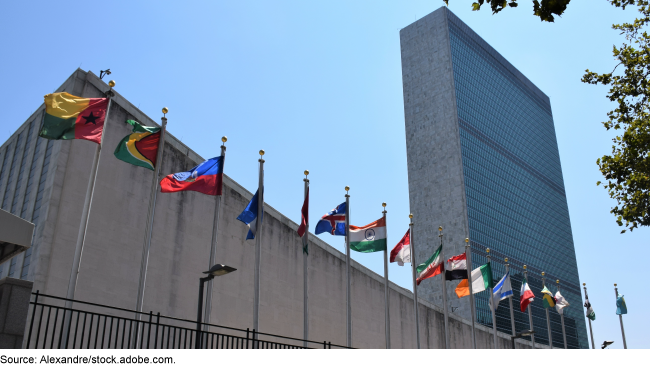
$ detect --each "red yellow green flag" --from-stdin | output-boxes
[39,92,109,144]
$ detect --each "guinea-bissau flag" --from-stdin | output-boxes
[39,92,109,144]
[114,120,161,170]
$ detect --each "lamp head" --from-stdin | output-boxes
[203,264,237,277]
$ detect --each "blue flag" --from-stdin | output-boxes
[616,294,627,315]
[315,202,346,236]
[237,189,263,240]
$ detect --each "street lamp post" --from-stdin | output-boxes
[195,264,237,349]
[511,330,535,349]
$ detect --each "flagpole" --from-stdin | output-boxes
[486,248,497,349]
[344,186,351,348]
[504,259,515,340]
[382,202,390,349]
[253,150,265,346]
[557,279,567,349]
[62,80,115,349]
[465,238,476,349]
[302,170,310,348]
[614,283,627,349]
[541,272,553,348]
[583,283,595,349]
[203,137,227,332]
[438,227,450,349]
[410,214,420,349]
[524,265,536,348]
[134,107,168,348]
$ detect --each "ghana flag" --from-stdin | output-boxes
[114,120,161,170]
[39,92,109,144]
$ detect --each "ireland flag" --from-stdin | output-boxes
[416,244,444,285]
[349,217,387,253]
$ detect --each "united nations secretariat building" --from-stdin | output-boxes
[0,7,586,349]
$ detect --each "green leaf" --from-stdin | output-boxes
[472,2,481,11]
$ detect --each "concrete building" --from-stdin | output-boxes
[400,7,587,348]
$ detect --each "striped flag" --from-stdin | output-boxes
[349,217,387,253]
[520,277,535,312]
[416,244,443,285]
[492,269,513,310]
[390,229,410,266]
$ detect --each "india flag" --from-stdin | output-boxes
[349,217,387,253]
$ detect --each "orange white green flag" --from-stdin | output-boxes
[114,120,161,170]
[349,217,386,253]
[416,244,443,285]
[39,92,109,144]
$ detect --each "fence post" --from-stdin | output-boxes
[328,341,331,349]
[323,341,326,349]
[246,328,249,349]
[147,311,153,349]
[26,290,39,349]
[252,329,257,349]
[154,312,160,349]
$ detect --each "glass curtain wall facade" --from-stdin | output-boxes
[446,13,587,348]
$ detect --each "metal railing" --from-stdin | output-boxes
[25,291,350,349]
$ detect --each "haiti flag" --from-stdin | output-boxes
[160,156,224,195]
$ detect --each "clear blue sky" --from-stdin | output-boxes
[1,0,647,349]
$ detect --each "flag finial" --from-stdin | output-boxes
[438,226,442,231]
[583,282,586,286]
[465,238,469,243]
[409,213,413,219]
[614,283,617,287]
[486,248,490,253]
[504,257,508,263]
[523,265,527,270]
[259,150,265,156]
[221,136,227,143]
[108,80,116,88]
[304,170,309,176]
[542,272,545,276]
[162,107,168,115]
[345,186,349,192]
[556,279,559,284]
[382,202,386,207]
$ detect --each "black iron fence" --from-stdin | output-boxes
[26,291,350,349]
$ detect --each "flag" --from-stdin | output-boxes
[416,244,443,286]
[455,280,470,298]
[237,189,263,240]
[297,187,309,239]
[555,290,569,315]
[160,156,224,195]
[445,253,468,281]
[314,202,346,236]
[492,269,513,310]
[616,295,627,315]
[542,286,556,308]
[39,92,109,144]
[454,263,493,298]
[390,230,410,266]
[584,299,596,320]
[114,120,161,170]
[520,277,535,312]
[349,217,387,253]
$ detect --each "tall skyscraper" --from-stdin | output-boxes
[400,7,588,348]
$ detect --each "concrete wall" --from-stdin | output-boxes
[0,277,33,348]
[400,7,472,320]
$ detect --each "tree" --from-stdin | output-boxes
[583,0,650,233]
[443,0,571,22]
